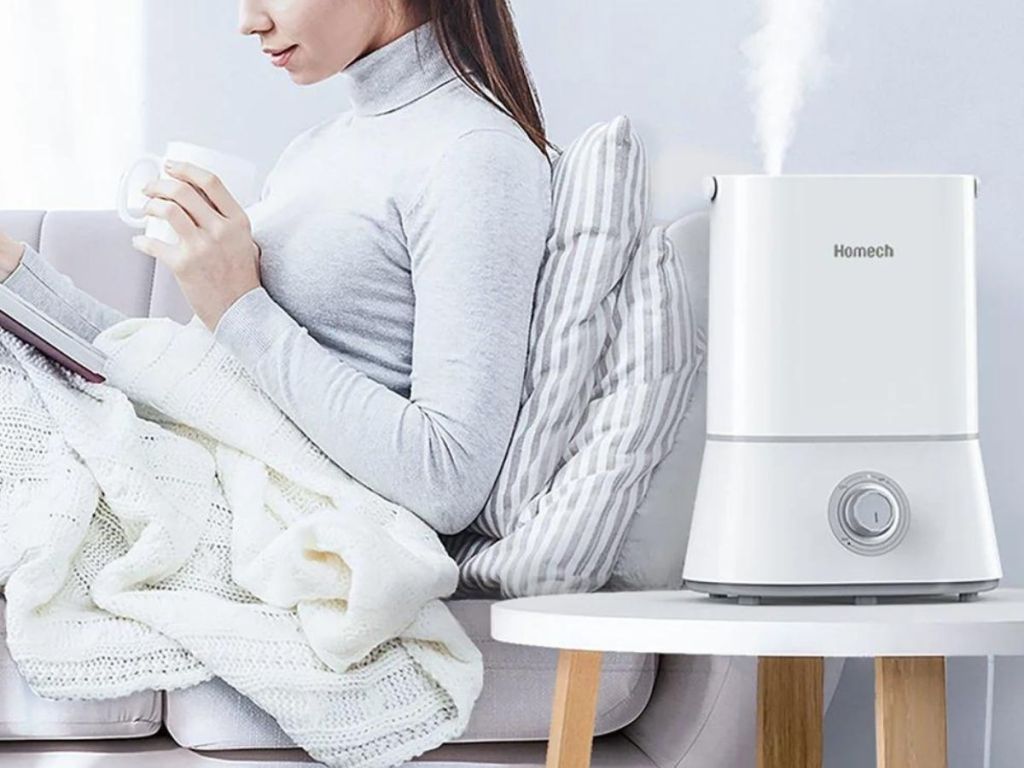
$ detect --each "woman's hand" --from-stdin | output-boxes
[133,159,262,333]
[0,230,26,281]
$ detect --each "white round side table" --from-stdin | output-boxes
[490,587,1024,768]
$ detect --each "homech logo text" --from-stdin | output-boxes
[834,243,895,259]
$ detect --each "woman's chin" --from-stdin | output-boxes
[288,67,326,86]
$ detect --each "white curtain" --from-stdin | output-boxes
[0,0,145,210]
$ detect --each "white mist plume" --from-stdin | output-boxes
[743,0,831,175]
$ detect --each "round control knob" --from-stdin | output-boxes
[828,471,911,556]
[843,487,896,537]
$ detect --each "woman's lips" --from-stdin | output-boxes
[270,45,297,67]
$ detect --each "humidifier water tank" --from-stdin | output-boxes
[681,174,1002,602]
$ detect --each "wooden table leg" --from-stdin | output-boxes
[875,656,948,768]
[757,656,824,768]
[546,649,603,768]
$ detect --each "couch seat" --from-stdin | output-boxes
[0,596,162,740]
[164,598,657,749]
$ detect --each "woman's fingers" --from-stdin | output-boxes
[164,160,246,221]
[143,196,202,243]
[144,177,222,232]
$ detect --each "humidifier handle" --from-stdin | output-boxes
[703,175,718,202]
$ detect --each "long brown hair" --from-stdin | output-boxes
[406,0,557,157]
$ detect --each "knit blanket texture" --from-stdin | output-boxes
[0,315,484,767]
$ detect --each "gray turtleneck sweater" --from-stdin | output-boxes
[2,22,553,536]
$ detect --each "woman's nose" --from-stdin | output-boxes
[237,0,270,36]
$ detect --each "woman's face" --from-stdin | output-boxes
[238,0,418,85]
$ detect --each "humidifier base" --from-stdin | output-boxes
[683,577,999,604]
[680,437,1003,600]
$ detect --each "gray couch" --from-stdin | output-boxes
[0,209,844,767]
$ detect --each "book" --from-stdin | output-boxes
[0,282,107,383]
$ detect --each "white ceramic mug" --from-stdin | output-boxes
[116,140,258,245]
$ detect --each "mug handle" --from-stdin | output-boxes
[116,153,163,228]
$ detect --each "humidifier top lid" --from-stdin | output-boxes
[704,173,979,201]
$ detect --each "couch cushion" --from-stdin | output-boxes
[0,597,161,740]
[0,211,44,253]
[164,598,657,749]
[24,210,156,318]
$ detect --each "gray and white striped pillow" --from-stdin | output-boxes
[443,116,695,597]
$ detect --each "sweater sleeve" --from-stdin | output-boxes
[1,242,129,342]
[212,129,552,535]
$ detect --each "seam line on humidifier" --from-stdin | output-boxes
[706,433,980,443]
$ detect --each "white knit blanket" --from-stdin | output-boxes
[0,315,483,767]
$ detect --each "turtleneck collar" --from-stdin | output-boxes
[340,21,460,117]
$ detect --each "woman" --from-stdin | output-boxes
[0,0,554,538]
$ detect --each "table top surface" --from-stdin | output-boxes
[489,587,1024,657]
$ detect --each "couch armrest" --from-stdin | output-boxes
[621,654,845,768]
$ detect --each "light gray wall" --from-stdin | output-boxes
[142,2,1024,765]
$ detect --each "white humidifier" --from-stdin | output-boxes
[682,174,1002,603]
